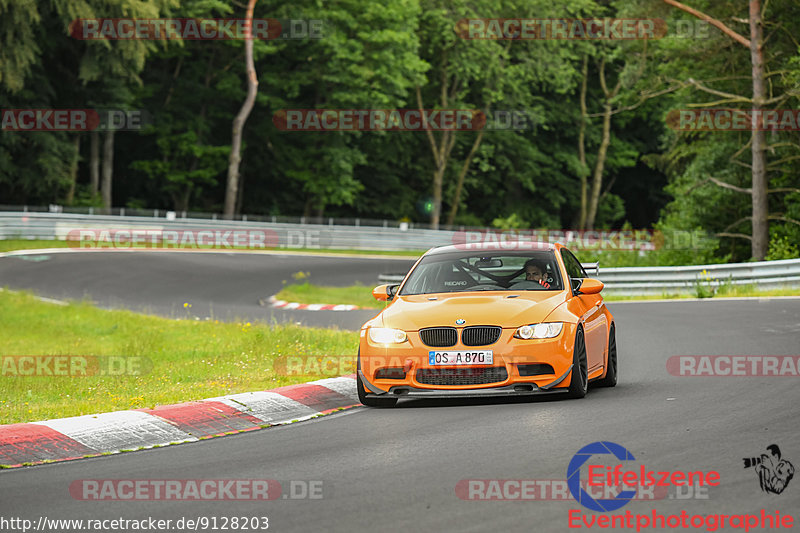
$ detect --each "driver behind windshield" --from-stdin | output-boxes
[524,258,551,289]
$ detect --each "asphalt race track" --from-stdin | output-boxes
[1,251,799,532]
[0,250,416,329]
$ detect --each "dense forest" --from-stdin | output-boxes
[1,0,799,263]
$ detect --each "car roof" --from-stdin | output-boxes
[424,242,561,256]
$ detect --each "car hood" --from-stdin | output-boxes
[379,291,567,331]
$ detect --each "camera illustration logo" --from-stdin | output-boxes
[743,444,795,495]
[567,441,637,512]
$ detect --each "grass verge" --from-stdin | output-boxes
[274,282,382,309]
[0,240,71,253]
[0,290,358,425]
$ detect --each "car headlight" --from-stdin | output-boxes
[368,327,408,344]
[514,322,563,339]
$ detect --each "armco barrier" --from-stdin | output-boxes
[379,261,800,296]
[596,259,800,295]
[1,212,799,295]
[0,212,453,251]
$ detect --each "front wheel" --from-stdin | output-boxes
[357,356,398,408]
[566,327,588,399]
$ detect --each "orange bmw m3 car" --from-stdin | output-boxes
[357,242,617,407]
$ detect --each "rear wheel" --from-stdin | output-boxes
[357,353,398,408]
[596,323,617,388]
[566,327,588,399]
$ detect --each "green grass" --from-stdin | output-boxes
[694,283,799,299]
[0,290,358,425]
[0,240,71,253]
[275,282,383,309]
[0,239,422,257]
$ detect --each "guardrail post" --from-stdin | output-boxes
[120,208,125,217]
[355,218,360,227]
[153,209,158,217]
[329,217,333,226]
[300,216,305,224]
[243,215,247,222]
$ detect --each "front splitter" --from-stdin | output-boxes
[373,384,569,399]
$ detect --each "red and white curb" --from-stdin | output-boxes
[0,375,359,469]
[267,295,366,311]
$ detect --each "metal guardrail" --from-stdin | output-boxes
[380,259,800,295]
[1,212,799,295]
[0,205,461,231]
[0,212,454,251]
[597,259,800,295]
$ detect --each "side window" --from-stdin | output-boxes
[571,251,588,278]
[560,250,585,280]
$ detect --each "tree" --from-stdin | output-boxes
[223,0,258,219]
[660,0,790,259]
[253,0,428,218]
[0,0,172,207]
[416,0,597,228]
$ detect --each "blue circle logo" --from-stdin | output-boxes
[455,318,466,325]
[567,441,637,512]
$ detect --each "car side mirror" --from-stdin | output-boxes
[387,284,399,300]
[372,284,400,301]
[575,278,604,295]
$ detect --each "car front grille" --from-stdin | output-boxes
[461,326,502,346]
[419,327,457,347]
[415,367,508,386]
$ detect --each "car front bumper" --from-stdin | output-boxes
[358,323,578,398]
[358,366,573,399]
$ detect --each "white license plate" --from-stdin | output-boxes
[428,351,493,365]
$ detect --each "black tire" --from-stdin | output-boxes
[357,354,398,408]
[566,327,589,399]
[596,323,618,388]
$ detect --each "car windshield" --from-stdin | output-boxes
[399,250,563,295]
